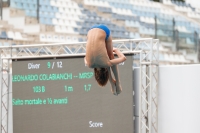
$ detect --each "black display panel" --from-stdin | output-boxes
[12,55,133,133]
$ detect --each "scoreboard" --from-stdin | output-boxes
[12,55,133,133]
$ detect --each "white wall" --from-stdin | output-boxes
[3,8,25,29]
[133,64,200,133]
[158,65,200,133]
[24,25,40,33]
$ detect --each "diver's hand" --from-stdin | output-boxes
[113,48,118,52]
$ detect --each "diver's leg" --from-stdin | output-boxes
[105,36,122,94]
[108,67,117,95]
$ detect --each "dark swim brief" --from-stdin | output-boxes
[90,24,110,40]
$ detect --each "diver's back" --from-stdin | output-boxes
[86,29,111,68]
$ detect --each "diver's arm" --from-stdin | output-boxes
[109,48,126,65]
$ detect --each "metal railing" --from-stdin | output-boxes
[0,38,159,133]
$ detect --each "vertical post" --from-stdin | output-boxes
[198,39,200,62]
[148,39,153,133]
[139,51,142,133]
[0,0,2,20]
[8,0,10,7]
[6,59,10,133]
[37,0,39,23]
[146,66,149,133]
[175,30,179,51]
[194,31,198,52]
[172,18,175,42]
[0,54,2,133]
[156,40,159,133]
[156,64,159,133]
[154,16,157,39]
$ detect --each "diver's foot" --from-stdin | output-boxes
[116,84,122,95]
[111,83,118,96]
